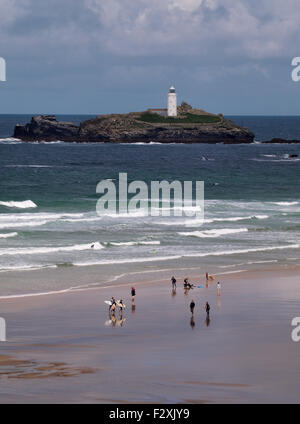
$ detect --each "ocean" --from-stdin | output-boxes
[0,115,300,297]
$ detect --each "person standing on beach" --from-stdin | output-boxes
[171,276,176,289]
[131,286,136,301]
[217,281,221,296]
[190,300,195,315]
[205,302,210,316]
[205,272,209,288]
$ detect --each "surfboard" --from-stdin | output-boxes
[116,301,126,309]
[104,300,112,306]
[209,276,215,281]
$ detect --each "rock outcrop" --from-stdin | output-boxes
[264,138,300,144]
[14,115,79,141]
[13,108,255,144]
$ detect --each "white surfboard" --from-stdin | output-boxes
[104,300,112,306]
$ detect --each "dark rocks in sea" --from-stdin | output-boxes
[265,138,300,144]
[13,109,255,144]
[14,115,80,142]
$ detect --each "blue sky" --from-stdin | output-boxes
[0,0,300,115]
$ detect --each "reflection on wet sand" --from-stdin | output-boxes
[190,315,195,329]
[171,288,176,297]
[105,312,126,327]
[205,315,210,327]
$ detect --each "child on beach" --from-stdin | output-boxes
[217,281,221,296]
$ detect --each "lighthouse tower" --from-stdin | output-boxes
[168,86,177,117]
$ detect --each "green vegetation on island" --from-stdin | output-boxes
[137,112,221,124]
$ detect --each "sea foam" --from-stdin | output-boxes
[0,241,104,256]
[0,200,37,209]
[178,228,248,238]
[0,232,18,239]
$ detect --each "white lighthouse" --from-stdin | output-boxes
[168,85,177,117]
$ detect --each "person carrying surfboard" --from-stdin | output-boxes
[118,299,125,312]
[110,297,116,313]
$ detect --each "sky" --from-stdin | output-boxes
[0,0,300,115]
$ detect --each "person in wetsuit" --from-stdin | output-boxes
[171,276,177,289]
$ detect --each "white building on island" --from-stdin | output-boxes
[168,86,177,117]
[148,86,178,117]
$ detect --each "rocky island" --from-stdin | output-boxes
[14,102,255,144]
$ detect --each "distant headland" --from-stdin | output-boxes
[14,86,256,143]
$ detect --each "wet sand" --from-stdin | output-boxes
[0,267,300,403]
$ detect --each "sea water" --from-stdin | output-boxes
[0,115,300,296]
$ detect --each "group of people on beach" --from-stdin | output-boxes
[107,274,221,329]
[189,299,211,316]
[171,273,222,326]
[108,286,136,313]
[109,296,125,313]
[106,286,136,327]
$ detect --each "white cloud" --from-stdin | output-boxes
[168,0,204,12]
[84,0,300,60]
[1,0,300,62]
[0,0,30,25]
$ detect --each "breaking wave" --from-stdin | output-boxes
[178,228,248,238]
[0,200,37,209]
[0,232,18,239]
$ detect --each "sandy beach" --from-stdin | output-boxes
[0,265,300,403]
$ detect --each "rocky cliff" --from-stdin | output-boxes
[14,106,255,144]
